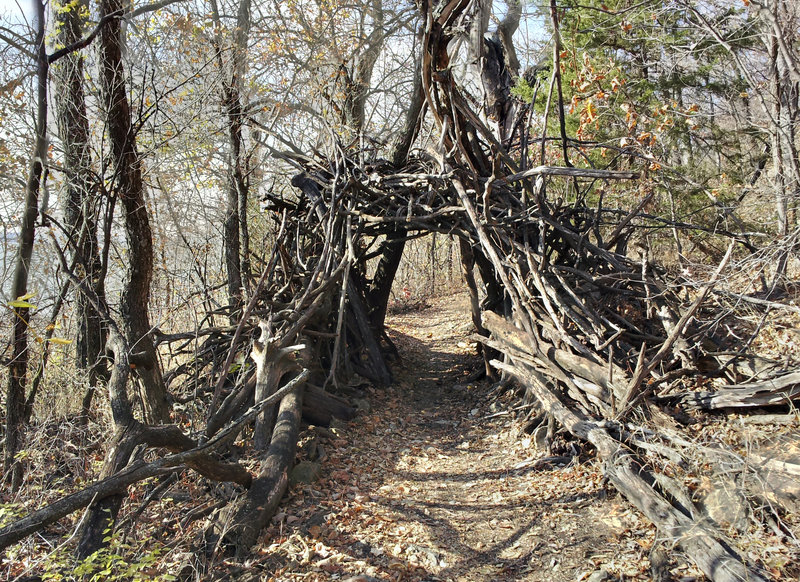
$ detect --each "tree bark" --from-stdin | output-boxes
[479,0,521,143]
[349,277,393,385]
[342,0,385,136]
[367,227,407,332]
[76,421,144,558]
[483,310,768,582]
[98,0,169,424]
[53,0,108,417]
[210,0,252,316]
[224,385,305,557]
[4,0,48,491]
[388,30,425,169]
[76,327,137,557]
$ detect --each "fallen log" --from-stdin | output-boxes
[222,383,305,557]
[492,358,768,582]
[747,434,800,513]
[302,383,356,426]
[679,371,800,410]
[698,353,783,383]
[0,371,309,552]
[481,311,628,406]
[0,451,175,553]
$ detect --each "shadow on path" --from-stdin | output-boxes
[251,293,627,582]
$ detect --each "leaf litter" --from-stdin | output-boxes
[247,293,685,581]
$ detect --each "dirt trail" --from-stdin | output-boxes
[249,293,663,582]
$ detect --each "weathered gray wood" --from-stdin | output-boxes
[251,321,305,450]
[492,357,767,582]
[501,165,639,183]
[737,413,799,425]
[681,372,800,410]
[483,311,627,405]
[649,542,674,582]
[483,307,768,582]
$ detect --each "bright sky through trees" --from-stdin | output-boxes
[0,0,33,27]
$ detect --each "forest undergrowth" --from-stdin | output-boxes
[2,290,799,581]
[235,292,670,582]
[198,291,800,581]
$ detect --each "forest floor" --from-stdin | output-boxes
[227,292,698,582]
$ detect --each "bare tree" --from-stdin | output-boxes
[52,0,109,419]
[4,0,48,492]
[209,0,253,316]
[341,0,386,137]
[98,0,169,424]
[681,0,799,255]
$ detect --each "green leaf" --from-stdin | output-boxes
[47,337,73,345]
[8,299,36,309]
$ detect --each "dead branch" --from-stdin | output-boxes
[680,372,800,410]
[0,369,310,552]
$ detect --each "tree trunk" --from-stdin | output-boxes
[459,237,495,378]
[388,29,425,169]
[479,0,521,143]
[347,277,393,385]
[224,385,304,557]
[342,0,385,137]
[210,0,252,317]
[53,0,108,417]
[4,0,48,491]
[367,227,407,332]
[99,0,169,424]
[770,33,789,237]
[222,88,245,315]
[76,325,137,556]
[76,422,144,558]
[364,17,426,333]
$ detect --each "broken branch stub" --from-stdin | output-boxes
[251,319,305,450]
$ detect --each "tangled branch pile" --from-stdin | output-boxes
[2,1,799,580]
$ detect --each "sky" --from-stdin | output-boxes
[0,0,35,27]
[0,1,547,59]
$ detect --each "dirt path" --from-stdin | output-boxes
[249,293,663,582]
